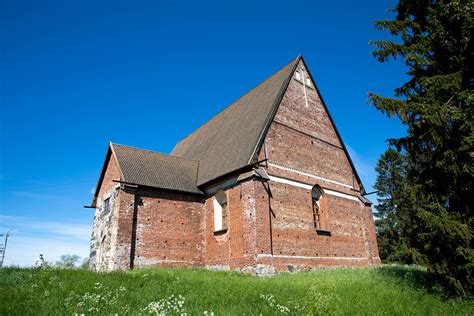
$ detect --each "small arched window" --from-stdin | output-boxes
[312,185,325,230]
[295,69,302,81]
[103,197,110,213]
[213,190,228,232]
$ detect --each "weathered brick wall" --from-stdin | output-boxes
[263,123,357,189]
[363,204,381,263]
[112,187,135,270]
[263,180,374,269]
[203,180,265,269]
[131,189,205,268]
[90,153,121,271]
[255,60,380,269]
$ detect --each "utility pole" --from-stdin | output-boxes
[0,229,13,268]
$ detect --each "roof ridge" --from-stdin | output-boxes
[172,55,300,150]
[111,143,200,163]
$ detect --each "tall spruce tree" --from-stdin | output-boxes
[370,0,473,295]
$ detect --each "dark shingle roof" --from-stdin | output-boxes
[111,143,203,195]
[171,56,300,185]
[90,55,367,203]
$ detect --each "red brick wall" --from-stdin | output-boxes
[127,189,205,268]
[263,123,357,189]
[202,180,265,269]
[255,60,380,269]
[96,151,121,201]
[113,188,135,270]
[273,71,341,147]
[363,204,380,263]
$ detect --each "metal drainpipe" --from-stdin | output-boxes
[129,189,139,269]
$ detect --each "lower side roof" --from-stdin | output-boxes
[111,143,203,195]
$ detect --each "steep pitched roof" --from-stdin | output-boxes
[172,56,300,185]
[90,54,367,206]
[111,143,203,195]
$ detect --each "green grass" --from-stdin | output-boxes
[0,265,472,315]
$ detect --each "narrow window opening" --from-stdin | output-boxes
[295,70,301,81]
[213,191,228,232]
[312,185,331,235]
[312,186,323,229]
[221,198,228,230]
[104,197,110,213]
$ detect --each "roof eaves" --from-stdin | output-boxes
[197,163,254,189]
[115,179,205,196]
[358,195,373,206]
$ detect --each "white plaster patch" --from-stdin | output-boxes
[205,175,239,195]
[268,174,359,202]
[135,257,194,266]
[268,162,354,189]
[256,254,367,261]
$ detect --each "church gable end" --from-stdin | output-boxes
[254,59,379,268]
[259,59,362,192]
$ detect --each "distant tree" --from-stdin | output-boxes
[370,0,473,296]
[80,257,90,269]
[56,254,80,268]
[374,148,411,263]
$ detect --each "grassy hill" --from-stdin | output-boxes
[1,265,472,315]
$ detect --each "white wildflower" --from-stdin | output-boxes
[260,293,290,314]
[143,294,186,315]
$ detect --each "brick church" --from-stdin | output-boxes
[88,55,380,272]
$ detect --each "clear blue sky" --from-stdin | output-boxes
[0,0,406,266]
